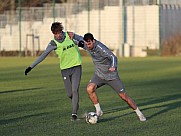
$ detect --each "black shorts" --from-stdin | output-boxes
[89,74,126,93]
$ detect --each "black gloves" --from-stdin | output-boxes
[78,40,85,47]
[25,67,32,75]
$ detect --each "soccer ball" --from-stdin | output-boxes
[86,112,98,124]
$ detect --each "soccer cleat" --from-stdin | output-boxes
[71,114,78,121]
[138,114,146,121]
[96,110,103,117]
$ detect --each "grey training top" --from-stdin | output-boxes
[83,40,119,80]
[30,32,83,69]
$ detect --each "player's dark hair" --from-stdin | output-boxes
[51,22,64,34]
[83,33,94,42]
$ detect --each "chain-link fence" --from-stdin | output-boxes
[0,0,181,57]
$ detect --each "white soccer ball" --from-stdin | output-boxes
[86,112,98,124]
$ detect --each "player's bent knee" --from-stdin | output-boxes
[87,83,96,94]
[87,86,93,94]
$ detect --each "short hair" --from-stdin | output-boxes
[51,22,64,34]
[83,33,94,42]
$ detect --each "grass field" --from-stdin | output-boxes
[0,56,181,136]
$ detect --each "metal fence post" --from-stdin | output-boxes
[18,0,22,57]
[88,0,90,32]
[53,0,56,22]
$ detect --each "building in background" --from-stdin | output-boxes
[0,0,181,57]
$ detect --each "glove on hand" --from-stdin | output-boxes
[25,67,32,75]
[78,40,85,47]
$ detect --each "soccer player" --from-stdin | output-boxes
[78,33,146,121]
[25,22,83,121]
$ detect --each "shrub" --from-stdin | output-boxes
[161,34,181,56]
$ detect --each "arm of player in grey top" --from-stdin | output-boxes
[73,33,86,49]
[73,33,84,42]
[30,41,57,69]
[97,42,118,68]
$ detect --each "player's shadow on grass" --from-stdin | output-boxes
[97,106,135,123]
[99,112,134,123]
[144,101,181,120]
[0,112,51,125]
[99,93,181,122]
[0,87,43,94]
[138,93,181,120]
[103,106,129,114]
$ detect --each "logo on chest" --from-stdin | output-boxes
[63,44,74,51]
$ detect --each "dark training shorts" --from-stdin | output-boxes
[89,74,126,94]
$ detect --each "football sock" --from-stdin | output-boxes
[134,107,143,116]
[94,103,101,112]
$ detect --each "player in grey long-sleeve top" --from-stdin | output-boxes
[79,33,146,121]
[25,22,84,121]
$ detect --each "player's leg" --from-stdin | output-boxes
[119,92,146,121]
[61,67,79,121]
[61,70,72,99]
[87,83,98,104]
[71,65,82,119]
[107,79,137,109]
[119,92,137,110]
[87,74,104,116]
[108,79,146,121]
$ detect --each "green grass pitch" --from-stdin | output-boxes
[0,56,181,136]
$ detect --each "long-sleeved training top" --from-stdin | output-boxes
[83,40,119,81]
[30,32,83,69]
[30,32,119,80]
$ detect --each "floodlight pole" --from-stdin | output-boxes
[18,0,22,57]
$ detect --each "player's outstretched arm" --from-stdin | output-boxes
[24,42,56,76]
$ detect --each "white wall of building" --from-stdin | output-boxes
[126,5,159,57]
[1,2,181,57]
[0,6,123,56]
